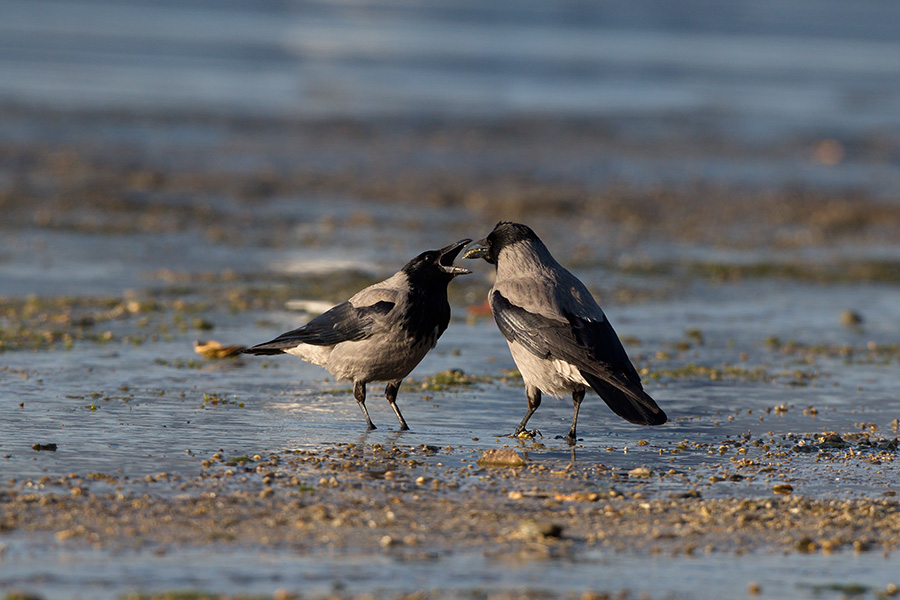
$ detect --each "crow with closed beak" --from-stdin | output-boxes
[464,222,665,443]
[244,239,472,431]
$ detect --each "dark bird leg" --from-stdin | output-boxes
[566,388,585,445]
[385,381,409,431]
[511,384,542,437]
[354,381,376,430]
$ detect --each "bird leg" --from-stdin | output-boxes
[385,381,409,431]
[354,381,376,430]
[565,388,585,445]
[511,384,542,438]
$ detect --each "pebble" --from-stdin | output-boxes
[839,309,863,327]
[516,519,563,540]
[476,449,526,467]
[772,484,794,495]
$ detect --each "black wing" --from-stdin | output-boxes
[492,291,666,425]
[564,308,641,384]
[491,291,632,375]
[244,300,394,355]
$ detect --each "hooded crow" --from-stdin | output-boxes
[464,222,666,443]
[244,239,472,431]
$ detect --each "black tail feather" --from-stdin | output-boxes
[242,340,295,356]
[580,370,667,426]
[242,347,285,356]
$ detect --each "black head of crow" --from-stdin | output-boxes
[395,240,473,338]
[463,221,537,265]
[465,222,666,444]
[244,238,471,431]
[402,240,473,281]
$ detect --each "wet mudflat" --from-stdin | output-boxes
[2,103,900,600]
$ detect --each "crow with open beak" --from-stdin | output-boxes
[465,222,665,443]
[245,239,472,431]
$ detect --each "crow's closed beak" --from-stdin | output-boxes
[438,239,473,276]
[463,238,489,260]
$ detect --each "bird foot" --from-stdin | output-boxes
[555,434,580,446]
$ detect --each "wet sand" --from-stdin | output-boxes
[2,106,900,599]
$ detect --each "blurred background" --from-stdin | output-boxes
[4,0,900,128]
[2,0,900,285]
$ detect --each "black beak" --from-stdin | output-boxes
[463,237,489,260]
[438,239,472,276]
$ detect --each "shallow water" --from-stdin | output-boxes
[2,543,898,600]
[2,214,900,598]
[3,268,899,495]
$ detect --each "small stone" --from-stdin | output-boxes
[817,432,846,448]
[476,449,526,467]
[839,310,863,327]
[55,529,80,541]
[516,519,563,539]
[553,492,600,502]
[628,467,652,478]
[748,582,762,595]
[773,484,793,495]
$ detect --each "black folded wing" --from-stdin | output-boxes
[491,291,666,425]
[244,300,394,355]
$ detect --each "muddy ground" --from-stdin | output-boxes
[2,106,900,599]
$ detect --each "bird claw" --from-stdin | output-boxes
[555,434,580,446]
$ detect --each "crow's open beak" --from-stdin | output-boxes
[438,239,472,276]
